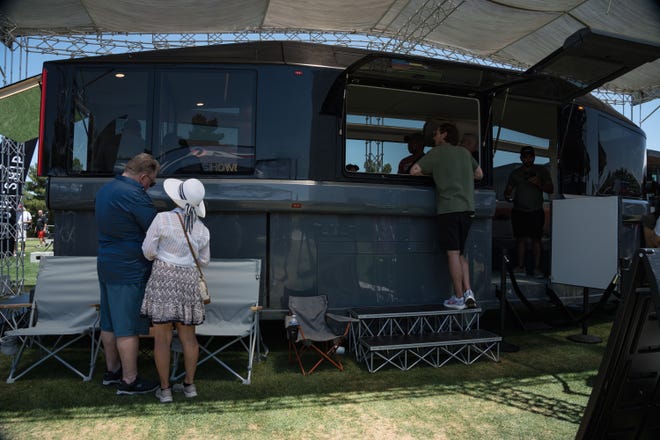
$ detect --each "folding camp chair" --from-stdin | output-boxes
[0,291,33,338]
[171,259,265,384]
[4,256,101,383]
[287,295,358,375]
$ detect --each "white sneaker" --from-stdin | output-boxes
[155,387,173,403]
[173,382,197,398]
[443,295,466,310]
[463,289,477,308]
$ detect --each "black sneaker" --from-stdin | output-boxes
[102,368,122,386]
[116,376,159,395]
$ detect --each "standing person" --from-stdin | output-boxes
[642,211,660,248]
[411,122,483,310]
[34,210,48,247]
[503,146,554,278]
[141,178,210,403]
[95,153,160,395]
[398,132,426,174]
[14,204,32,256]
[459,133,478,159]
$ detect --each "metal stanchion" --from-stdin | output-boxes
[499,250,520,352]
[566,286,602,344]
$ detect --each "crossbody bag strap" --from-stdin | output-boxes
[176,213,204,278]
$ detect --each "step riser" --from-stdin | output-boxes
[348,305,501,372]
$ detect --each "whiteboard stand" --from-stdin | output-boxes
[552,196,620,345]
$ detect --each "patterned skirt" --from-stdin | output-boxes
[141,259,205,325]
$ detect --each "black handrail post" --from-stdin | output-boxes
[499,249,519,352]
[567,286,602,344]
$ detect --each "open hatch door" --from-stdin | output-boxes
[321,50,518,115]
[525,28,660,101]
[324,28,659,115]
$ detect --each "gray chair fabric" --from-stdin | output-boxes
[289,295,341,342]
[171,259,265,384]
[5,256,101,383]
[288,295,357,375]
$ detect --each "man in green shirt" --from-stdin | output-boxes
[411,122,483,309]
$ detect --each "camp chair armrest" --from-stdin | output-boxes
[0,303,32,310]
[326,313,359,337]
[326,313,359,323]
[250,305,263,312]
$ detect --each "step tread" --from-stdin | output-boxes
[359,329,501,350]
[349,304,482,319]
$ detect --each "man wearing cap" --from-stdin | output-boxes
[411,122,483,310]
[398,132,426,174]
[504,146,554,278]
[95,153,160,395]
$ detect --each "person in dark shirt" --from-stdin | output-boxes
[459,133,479,160]
[34,210,48,247]
[504,146,554,278]
[398,132,426,174]
[95,153,160,395]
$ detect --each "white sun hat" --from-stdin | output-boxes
[163,178,206,218]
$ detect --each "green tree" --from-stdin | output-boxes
[22,165,48,222]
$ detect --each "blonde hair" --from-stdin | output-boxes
[124,153,160,176]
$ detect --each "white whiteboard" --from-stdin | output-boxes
[551,196,619,289]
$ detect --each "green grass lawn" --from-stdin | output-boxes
[1,240,613,438]
[3,238,50,292]
[0,313,613,440]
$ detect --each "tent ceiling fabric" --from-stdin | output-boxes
[1,0,659,99]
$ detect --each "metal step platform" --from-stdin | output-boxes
[348,304,501,372]
[357,329,501,373]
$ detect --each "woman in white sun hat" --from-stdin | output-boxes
[140,178,210,403]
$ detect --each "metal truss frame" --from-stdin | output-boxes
[2,28,652,109]
[358,332,501,372]
[0,137,25,297]
[349,307,481,361]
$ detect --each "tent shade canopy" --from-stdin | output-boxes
[3,26,657,143]
[1,0,659,101]
[0,75,41,142]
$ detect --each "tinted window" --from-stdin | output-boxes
[491,97,554,201]
[596,115,645,197]
[558,105,589,195]
[344,85,480,176]
[55,67,257,177]
[72,68,150,174]
[156,70,256,176]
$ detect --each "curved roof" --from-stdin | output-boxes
[1,0,659,101]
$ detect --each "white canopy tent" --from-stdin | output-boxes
[1,0,659,102]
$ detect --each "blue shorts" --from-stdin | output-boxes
[99,282,150,337]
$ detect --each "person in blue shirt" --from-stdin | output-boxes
[95,153,160,395]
